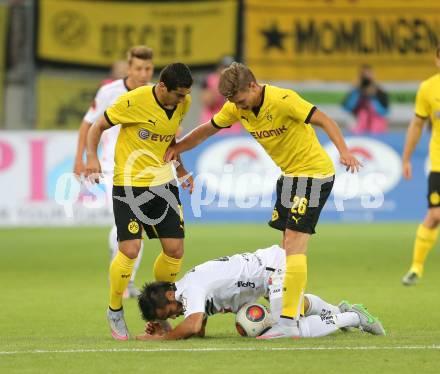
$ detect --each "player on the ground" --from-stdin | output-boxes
[85,63,194,340]
[73,46,154,298]
[136,245,385,340]
[401,44,440,286]
[164,62,361,339]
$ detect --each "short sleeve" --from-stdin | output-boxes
[212,101,239,128]
[84,86,110,124]
[104,92,137,126]
[180,287,207,318]
[285,90,316,124]
[415,82,430,118]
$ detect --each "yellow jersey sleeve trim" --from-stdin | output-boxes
[104,110,116,126]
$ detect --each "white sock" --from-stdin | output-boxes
[108,224,143,284]
[299,315,340,338]
[305,293,340,317]
[108,224,119,261]
[333,312,360,329]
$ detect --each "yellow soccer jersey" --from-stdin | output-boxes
[104,85,191,186]
[415,73,440,172]
[213,85,334,177]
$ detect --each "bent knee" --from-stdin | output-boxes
[119,240,142,259]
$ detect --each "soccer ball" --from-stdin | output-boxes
[235,303,272,337]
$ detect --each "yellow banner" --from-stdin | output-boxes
[0,4,7,126]
[245,0,440,81]
[38,0,237,67]
[37,74,101,129]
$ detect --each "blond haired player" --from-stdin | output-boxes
[86,63,194,340]
[402,44,440,286]
[73,46,154,298]
[165,62,360,339]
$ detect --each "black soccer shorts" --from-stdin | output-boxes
[268,175,334,235]
[113,182,184,241]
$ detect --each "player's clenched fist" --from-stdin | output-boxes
[85,155,103,184]
[164,145,179,162]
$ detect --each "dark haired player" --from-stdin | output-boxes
[136,245,385,340]
[86,63,194,340]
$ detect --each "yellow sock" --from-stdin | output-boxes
[281,254,307,319]
[109,250,136,310]
[153,251,182,282]
[410,224,438,276]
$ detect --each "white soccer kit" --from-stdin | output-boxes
[174,246,364,338]
[174,245,286,318]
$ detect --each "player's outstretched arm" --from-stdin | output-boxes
[85,116,111,184]
[195,316,208,337]
[73,120,92,178]
[136,312,205,341]
[402,115,425,180]
[170,138,194,194]
[164,121,219,162]
[310,109,362,173]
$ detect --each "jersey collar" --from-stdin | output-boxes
[152,85,177,120]
[123,77,133,92]
[251,85,266,117]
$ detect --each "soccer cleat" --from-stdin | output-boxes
[123,281,141,299]
[107,307,129,341]
[402,271,419,286]
[349,304,386,336]
[338,300,352,313]
[338,300,353,332]
[256,320,300,340]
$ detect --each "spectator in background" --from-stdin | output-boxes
[101,60,129,86]
[200,56,241,134]
[342,65,389,134]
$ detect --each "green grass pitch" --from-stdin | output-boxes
[1,223,439,373]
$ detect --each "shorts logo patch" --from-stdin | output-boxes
[138,129,150,140]
[128,220,140,234]
[292,216,301,224]
[271,209,279,221]
[430,191,440,205]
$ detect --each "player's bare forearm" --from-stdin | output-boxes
[75,120,91,162]
[310,109,348,154]
[402,116,425,163]
[176,122,219,154]
[311,109,361,172]
[85,116,110,182]
[195,317,208,337]
[160,313,205,340]
[86,116,110,158]
[170,138,185,170]
[169,138,195,193]
[73,120,92,176]
[165,122,219,163]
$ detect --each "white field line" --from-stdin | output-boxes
[1,345,439,355]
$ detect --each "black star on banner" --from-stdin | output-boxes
[260,23,289,51]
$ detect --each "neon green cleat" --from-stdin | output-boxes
[337,300,353,332]
[350,304,386,336]
[338,300,352,313]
